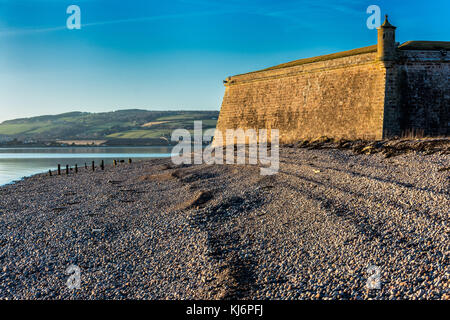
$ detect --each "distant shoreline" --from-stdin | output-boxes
[0,146,173,186]
[0,144,174,148]
[0,109,219,149]
[0,142,175,148]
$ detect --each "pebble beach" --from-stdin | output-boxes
[0,143,449,300]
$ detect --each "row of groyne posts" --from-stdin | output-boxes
[48,158,132,176]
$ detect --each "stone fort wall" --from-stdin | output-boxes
[215,48,449,144]
[396,51,450,137]
[216,51,388,143]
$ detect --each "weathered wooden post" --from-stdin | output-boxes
[58,164,61,175]
[101,160,104,170]
[92,161,95,172]
[75,164,78,173]
[66,165,69,175]
[85,162,87,169]
[49,170,52,176]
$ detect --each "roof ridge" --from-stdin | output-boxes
[398,41,450,50]
[234,45,377,77]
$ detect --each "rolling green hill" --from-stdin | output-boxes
[0,109,219,145]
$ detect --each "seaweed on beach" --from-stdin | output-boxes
[292,137,450,158]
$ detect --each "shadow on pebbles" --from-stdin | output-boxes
[0,146,448,300]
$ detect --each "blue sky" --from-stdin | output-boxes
[0,0,449,122]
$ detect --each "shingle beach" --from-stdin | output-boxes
[0,141,449,299]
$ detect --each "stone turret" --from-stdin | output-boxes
[377,15,397,61]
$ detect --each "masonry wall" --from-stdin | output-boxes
[396,51,450,136]
[216,52,387,144]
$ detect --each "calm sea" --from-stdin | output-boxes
[0,146,172,186]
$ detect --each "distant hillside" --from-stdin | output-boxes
[0,109,219,145]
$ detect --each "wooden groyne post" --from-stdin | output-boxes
[51,157,132,178]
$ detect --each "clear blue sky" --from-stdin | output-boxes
[0,0,449,122]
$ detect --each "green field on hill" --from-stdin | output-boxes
[0,110,219,145]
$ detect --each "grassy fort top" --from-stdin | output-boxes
[229,41,450,79]
[239,45,378,76]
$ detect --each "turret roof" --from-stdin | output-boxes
[380,15,396,29]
